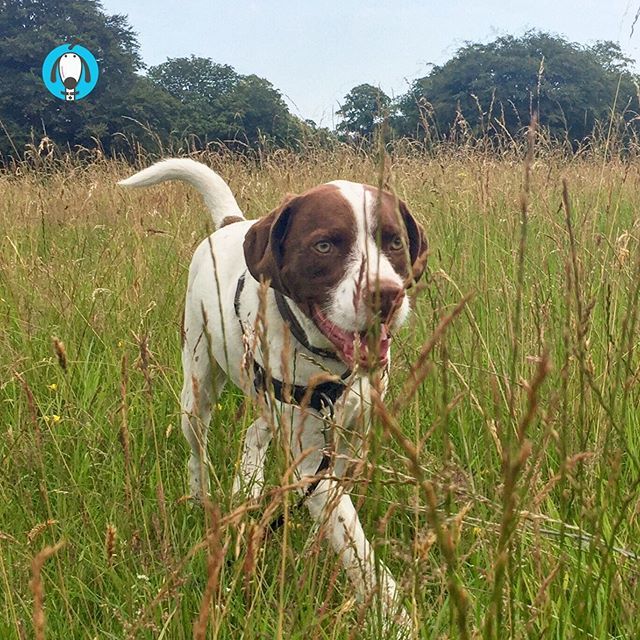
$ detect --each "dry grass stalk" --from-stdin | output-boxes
[119,353,133,508]
[371,393,470,640]
[392,293,471,414]
[507,115,536,423]
[0,531,19,544]
[155,479,170,561]
[105,524,117,565]
[51,337,67,372]
[14,371,41,447]
[524,561,562,634]
[193,504,226,640]
[135,332,153,398]
[30,540,65,640]
[27,520,58,545]
[484,351,551,639]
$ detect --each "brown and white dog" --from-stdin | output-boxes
[119,159,428,633]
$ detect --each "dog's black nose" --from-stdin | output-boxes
[368,281,403,321]
[63,77,77,89]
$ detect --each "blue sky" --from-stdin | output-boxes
[101,0,640,125]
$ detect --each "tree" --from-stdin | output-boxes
[146,56,301,148]
[336,84,393,141]
[0,3,300,161]
[225,74,300,146]
[147,56,240,143]
[397,31,639,144]
[148,56,238,101]
[0,0,180,159]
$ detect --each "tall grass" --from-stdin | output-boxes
[1,138,640,638]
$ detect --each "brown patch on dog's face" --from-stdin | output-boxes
[243,183,428,314]
[244,184,357,310]
[366,188,429,285]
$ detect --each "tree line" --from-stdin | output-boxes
[1,0,639,162]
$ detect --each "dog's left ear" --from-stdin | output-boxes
[81,56,91,83]
[50,56,63,83]
[399,200,428,285]
[243,195,296,293]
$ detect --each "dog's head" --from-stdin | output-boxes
[244,181,428,369]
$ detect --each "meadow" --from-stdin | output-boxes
[1,138,639,639]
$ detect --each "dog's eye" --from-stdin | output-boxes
[389,235,404,251]
[314,240,332,254]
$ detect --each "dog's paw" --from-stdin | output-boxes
[188,475,209,506]
[187,459,211,502]
[189,492,206,506]
[385,608,414,640]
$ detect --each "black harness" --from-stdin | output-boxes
[252,360,350,413]
[233,273,351,527]
[273,289,342,362]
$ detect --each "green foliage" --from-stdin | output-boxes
[226,74,302,146]
[397,31,640,144]
[0,0,175,158]
[336,83,393,142]
[0,2,302,160]
[3,4,639,158]
[148,56,238,100]
[147,56,240,144]
[147,57,302,147]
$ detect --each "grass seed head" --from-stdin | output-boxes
[51,337,67,371]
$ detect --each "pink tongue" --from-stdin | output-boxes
[341,326,390,366]
[312,306,390,367]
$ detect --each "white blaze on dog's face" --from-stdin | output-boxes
[327,180,409,331]
[59,53,83,87]
[243,181,428,368]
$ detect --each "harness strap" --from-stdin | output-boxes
[234,272,246,319]
[234,272,351,411]
[252,360,348,413]
[273,290,341,362]
[233,272,351,529]
[268,452,331,532]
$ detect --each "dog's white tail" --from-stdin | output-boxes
[118,158,244,230]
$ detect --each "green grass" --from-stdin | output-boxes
[1,145,640,639]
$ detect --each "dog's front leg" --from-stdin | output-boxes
[305,477,412,634]
[232,417,273,499]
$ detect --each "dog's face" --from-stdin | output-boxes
[244,181,428,368]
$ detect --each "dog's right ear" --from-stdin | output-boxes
[243,195,296,293]
[81,56,91,83]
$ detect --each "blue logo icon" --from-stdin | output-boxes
[42,44,99,101]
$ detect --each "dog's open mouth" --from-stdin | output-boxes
[311,305,390,369]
